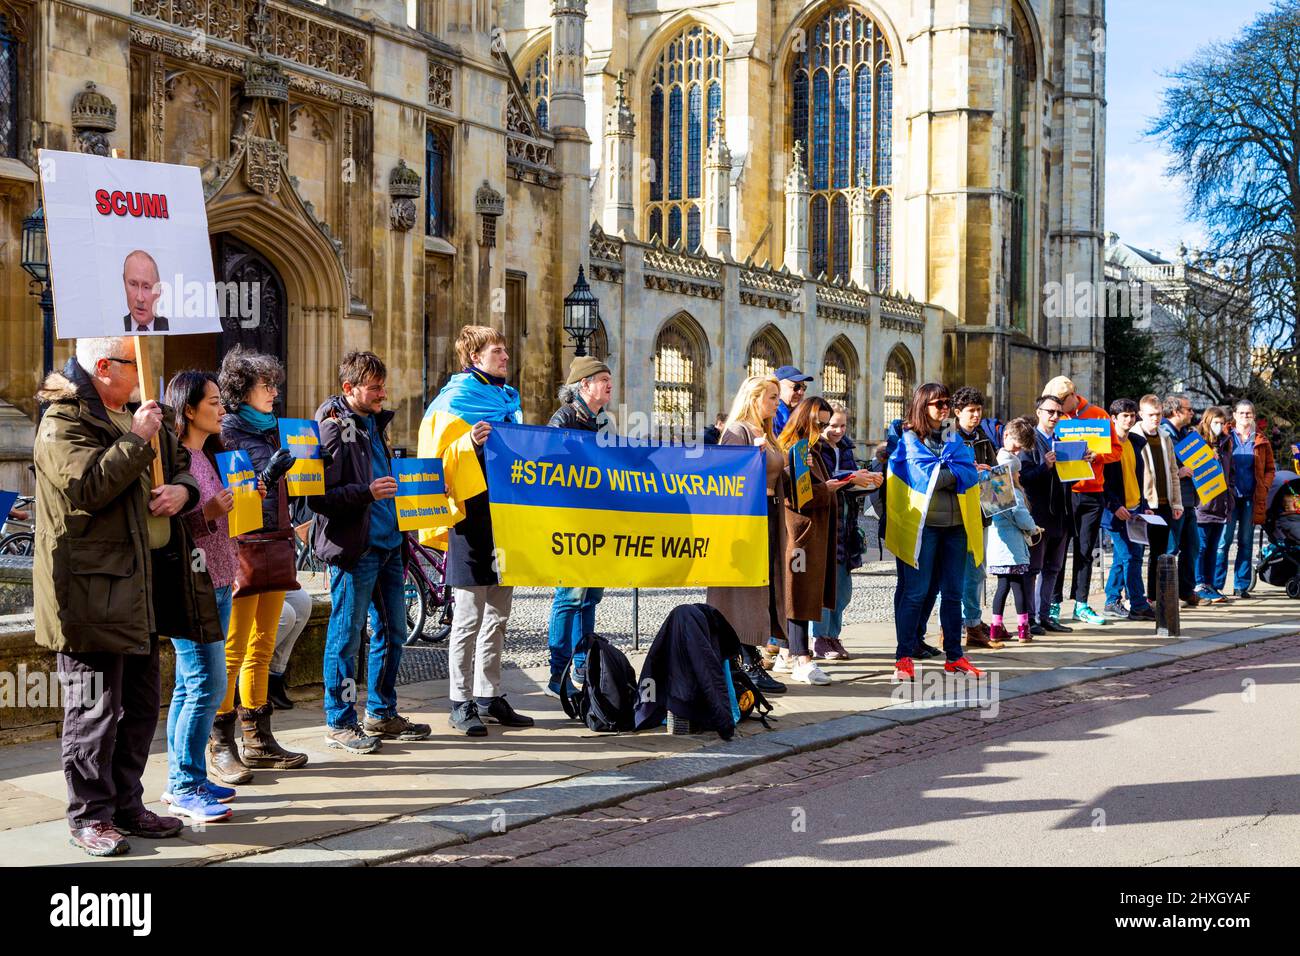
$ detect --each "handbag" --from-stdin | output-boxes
[233,478,301,598]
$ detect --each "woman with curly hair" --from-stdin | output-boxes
[212,346,307,780]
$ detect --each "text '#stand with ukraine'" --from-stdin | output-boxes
[483,423,768,588]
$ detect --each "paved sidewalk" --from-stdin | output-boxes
[2,586,1297,866]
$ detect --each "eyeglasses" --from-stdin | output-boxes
[104,357,137,368]
[927,399,952,409]
[791,383,808,392]
[1038,407,1062,417]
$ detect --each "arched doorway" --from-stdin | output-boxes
[163,234,289,415]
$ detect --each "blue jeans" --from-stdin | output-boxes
[1105,527,1150,611]
[814,563,854,638]
[547,586,604,682]
[166,584,232,794]
[1214,495,1255,594]
[1196,522,1226,589]
[895,525,967,661]
[324,546,407,728]
[961,546,984,626]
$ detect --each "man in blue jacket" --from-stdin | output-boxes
[773,365,813,434]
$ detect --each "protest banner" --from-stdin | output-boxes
[1054,419,1111,455]
[483,423,767,587]
[791,438,812,509]
[278,418,325,497]
[215,449,262,537]
[38,149,221,339]
[391,458,450,531]
[1173,432,1227,505]
[1053,440,1093,483]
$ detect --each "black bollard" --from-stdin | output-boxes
[1154,553,1180,637]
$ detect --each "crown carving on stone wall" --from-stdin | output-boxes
[244,57,290,102]
[71,82,117,132]
[388,159,421,198]
[475,181,505,217]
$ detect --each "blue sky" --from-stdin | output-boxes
[1105,0,1275,258]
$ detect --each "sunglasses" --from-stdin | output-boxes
[928,399,952,409]
[791,383,808,392]
[104,357,137,368]
[1038,407,1062,417]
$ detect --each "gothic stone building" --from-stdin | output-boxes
[0,0,1104,489]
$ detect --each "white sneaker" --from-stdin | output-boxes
[772,653,794,674]
[791,661,831,685]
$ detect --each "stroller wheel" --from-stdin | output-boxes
[1287,578,1300,600]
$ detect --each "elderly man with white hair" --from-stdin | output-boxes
[33,337,197,856]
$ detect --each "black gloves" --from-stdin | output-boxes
[259,447,296,488]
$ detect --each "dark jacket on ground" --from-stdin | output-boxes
[308,395,399,571]
[634,604,741,739]
[1102,430,1148,532]
[1019,427,1072,537]
[33,359,200,654]
[220,411,285,531]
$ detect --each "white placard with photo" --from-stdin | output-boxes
[38,149,221,339]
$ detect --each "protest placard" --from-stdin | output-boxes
[791,438,812,509]
[391,458,450,531]
[38,149,221,339]
[1173,432,1227,505]
[483,423,766,587]
[278,419,325,497]
[980,464,1019,517]
[1055,419,1111,455]
[215,449,262,537]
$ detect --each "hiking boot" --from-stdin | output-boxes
[364,713,432,740]
[207,710,253,785]
[238,704,309,769]
[112,808,183,839]
[267,673,294,711]
[1128,605,1156,621]
[449,700,488,737]
[1102,601,1129,620]
[479,696,535,728]
[1072,603,1109,626]
[69,822,129,857]
[326,722,383,754]
[967,624,1004,649]
[745,660,787,694]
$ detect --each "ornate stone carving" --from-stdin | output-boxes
[815,279,872,325]
[588,223,624,283]
[428,58,453,111]
[70,82,117,155]
[244,57,289,102]
[475,180,504,246]
[389,199,417,231]
[643,238,724,299]
[386,159,420,232]
[739,262,800,311]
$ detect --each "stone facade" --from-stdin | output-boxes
[0,0,1105,457]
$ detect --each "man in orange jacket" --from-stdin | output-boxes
[1041,376,1122,626]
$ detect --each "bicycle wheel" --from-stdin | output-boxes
[0,532,34,556]
[403,566,428,644]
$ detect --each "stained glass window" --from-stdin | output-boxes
[646,25,727,243]
[875,192,891,291]
[520,50,550,131]
[425,127,448,238]
[687,205,701,252]
[0,15,18,159]
[789,5,893,282]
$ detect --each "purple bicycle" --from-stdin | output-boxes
[401,532,454,645]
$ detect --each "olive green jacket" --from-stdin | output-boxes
[33,360,200,654]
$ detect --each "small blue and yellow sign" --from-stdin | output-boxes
[215,449,262,537]
[278,418,325,496]
[1175,432,1227,505]
[790,439,812,509]
[392,457,451,532]
[1055,419,1112,455]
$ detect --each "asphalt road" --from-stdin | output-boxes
[559,639,1300,867]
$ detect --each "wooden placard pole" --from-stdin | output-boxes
[109,148,164,487]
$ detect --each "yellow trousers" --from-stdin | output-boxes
[218,591,286,714]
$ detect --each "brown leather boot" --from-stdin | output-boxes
[208,710,254,785]
[238,703,309,769]
[966,623,1004,649]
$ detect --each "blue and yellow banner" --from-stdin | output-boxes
[790,438,812,509]
[215,449,262,537]
[1174,432,1226,505]
[1055,419,1112,455]
[885,431,984,569]
[392,457,451,532]
[483,423,767,587]
[278,418,325,497]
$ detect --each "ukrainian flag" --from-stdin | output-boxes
[416,369,523,549]
[884,430,984,569]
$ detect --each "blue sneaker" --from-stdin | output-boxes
[166,789,233,823]
[201,781,237,803]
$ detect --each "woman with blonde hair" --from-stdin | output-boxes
[706,375,788,694]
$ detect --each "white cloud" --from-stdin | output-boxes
[1105,147,1210,258]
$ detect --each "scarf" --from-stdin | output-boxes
[237,404,278,432]
[1119,436,1140,509]
[430,369,523,425]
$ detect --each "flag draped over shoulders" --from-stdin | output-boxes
[416,370,523,548]
[884,429,984,569]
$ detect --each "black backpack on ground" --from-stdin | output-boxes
[729,658,775,728]
[559,634,638,733]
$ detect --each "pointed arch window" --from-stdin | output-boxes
[883,345,915,425]
[747,326,793,379]
[520,48,550,131]
[654,317,707,443]
[646,24,726,249]
[822,337,859,420]
[788,5,893,283]
[1008,4,1037,332]
[425,125,451,238]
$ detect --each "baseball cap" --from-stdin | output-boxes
[774,365,814,383]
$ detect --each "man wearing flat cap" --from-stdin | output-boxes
[544,354,614,697]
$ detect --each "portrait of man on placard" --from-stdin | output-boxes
[121,249,170,333]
